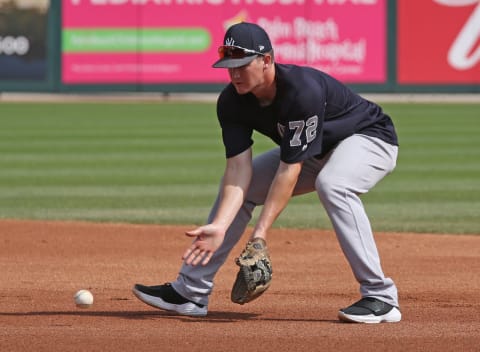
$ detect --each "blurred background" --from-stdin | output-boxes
[0,0,478,94]
[0,0,479,233]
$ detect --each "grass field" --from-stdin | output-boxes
[0,101,479,234]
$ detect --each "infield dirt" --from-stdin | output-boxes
[0,220,478,351]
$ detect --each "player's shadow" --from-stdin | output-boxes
[0,310,258,323]
[0,310,337,323]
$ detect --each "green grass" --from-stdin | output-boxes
[0,101,479,234]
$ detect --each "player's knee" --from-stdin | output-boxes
[315,173,347,202]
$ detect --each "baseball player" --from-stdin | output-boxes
[133,22,401,323]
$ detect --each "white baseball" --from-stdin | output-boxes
[74,289,94,308]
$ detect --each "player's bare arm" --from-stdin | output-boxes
[183,148,253,266]
[250,160,303,240]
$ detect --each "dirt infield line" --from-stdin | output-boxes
[1,219,479,352]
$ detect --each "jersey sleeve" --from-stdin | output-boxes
[217,88,254,159]
[280,87,326,164]
[220,120,254,158]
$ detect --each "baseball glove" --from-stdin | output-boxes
[231,238,272,305]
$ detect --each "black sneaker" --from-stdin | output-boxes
[338,297,401,323]
[132,283,207,317]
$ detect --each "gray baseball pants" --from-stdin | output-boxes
[172,134,399,308]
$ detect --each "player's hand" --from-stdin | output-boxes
[183,224,226,266]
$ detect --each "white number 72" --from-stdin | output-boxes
[288,115,318,147]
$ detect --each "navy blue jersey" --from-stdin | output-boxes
[217,63,398,163]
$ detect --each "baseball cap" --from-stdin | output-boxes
[212,22,272,68]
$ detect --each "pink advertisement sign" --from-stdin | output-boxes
[62,0,386,84]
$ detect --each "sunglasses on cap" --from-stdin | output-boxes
[218,45,265,59]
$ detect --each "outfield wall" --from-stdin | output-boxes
[0,0,478,93]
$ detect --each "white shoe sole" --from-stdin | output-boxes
[132,287,207,317]
[338,306,402,324]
